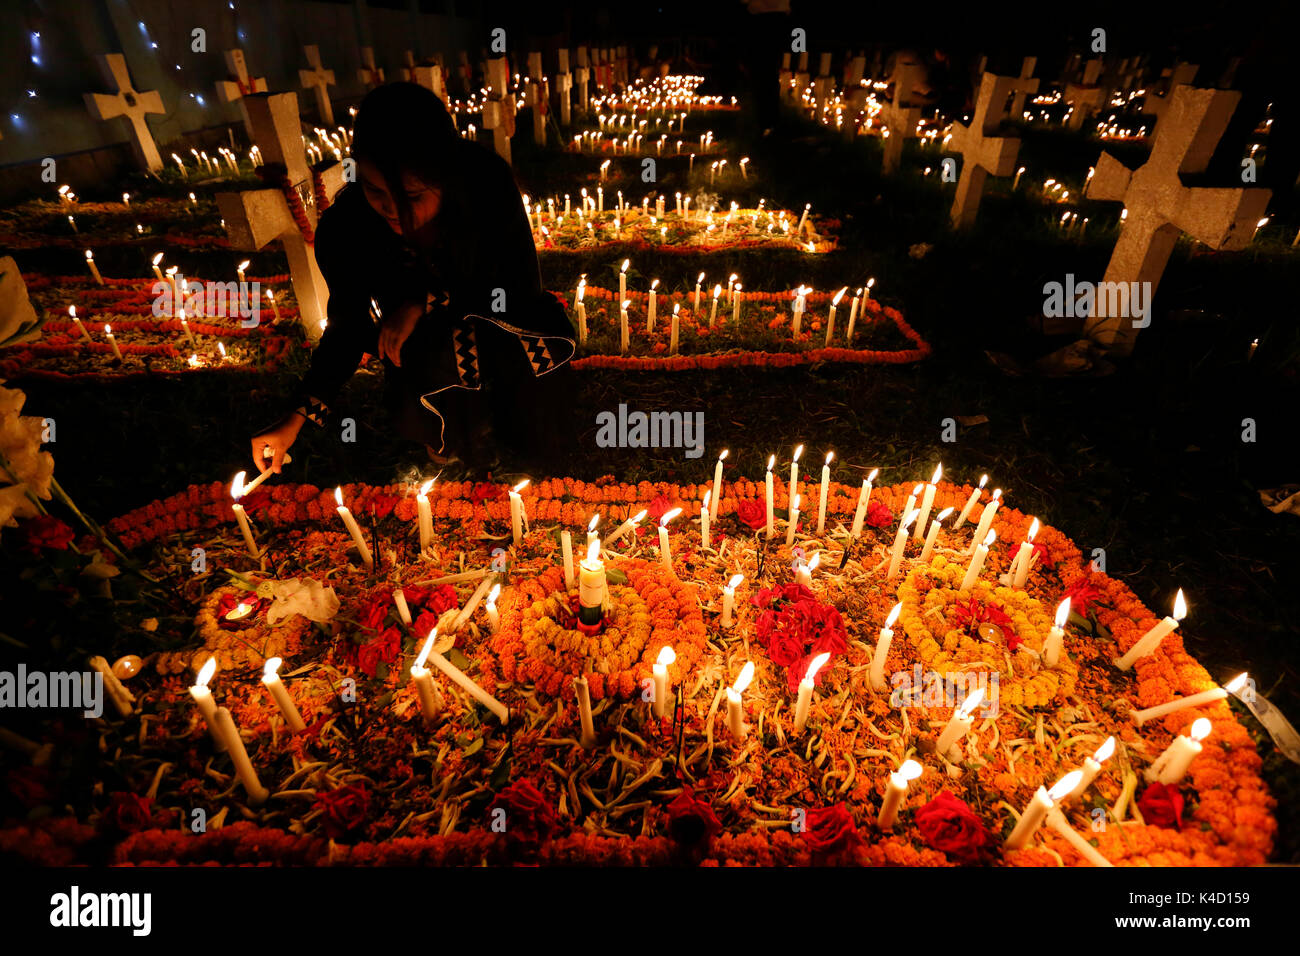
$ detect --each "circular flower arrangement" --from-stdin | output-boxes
[152,583,313,676]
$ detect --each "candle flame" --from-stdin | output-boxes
[713,284,722,298]
[1048,770,1084,801]
[673,303,680,315]
[719,449,729,462]
[621,300,630,311]
[1095,735,1116,762]
[825,452,834,466]
[958,687,985,717]
[151,252,163,266]
[85,249,93,260]
[805,651,831,683]
[334,486,345,507]
[697,272,705,283]
[911,484,923,497]
[661,507,682,527]
[732,661,755,694]
[263,657,282,680]
[588,515,600,533]
[885,602,902,629]
[1172,589,1187,620]
[656,646,676,667]
[935,507,954,524]
[487,583,500,605]
[415,630,436,670]
[791,494,801,511]
[983,529,997,547]
[1224,672,1249,694]
[991,488,1002,500]
[868,468,879,481]
[1026,518,1040,541]
[767,455,775,472]
[651,279,660,290]
[901,510,919,531]
[899,759,923,782]
[631,509,648,523]
[978,474,988,488]
[104,324,112,335]
[237,260,250,272]
[68,306,76,318]
[930,463,943,484]
[196,656,217,688]
[1190,717,1211,742]
[703,490,711,507]
[727,573,744,590]
[419,478,434,496]
[1055,597,1072,628]
[512,479,530,493]
[807,552,820,571]
[793,444,804,463]
[832,286,848,306]
[620,259,629,273]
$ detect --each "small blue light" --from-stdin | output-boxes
[138,21,147,32]
[10,114,22,127]
[151,42,158,49]
[194,94,207,106]
[27,90,36,98]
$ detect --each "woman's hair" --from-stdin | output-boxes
[350,81,465,236]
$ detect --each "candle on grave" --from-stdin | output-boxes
[426,639,509,723]
[178,307,196,347]
[851,468,879,538]
[1013,166,1026,190]
[214,706,268,805]
[658,508,682,573]
[261,657,306,732]
[670,304,680,353]
[1044,598,1071,667]
[968,489,1002,553]
[913,466,942,541]
[578,539,606,626]
[878,759,923,829]
[825,287,847,345]
[739,157,750,179]
[953,474,988,528]
[647,279,659,331]
[620,299,630,353]
[1115,589,1187,670]
[1150,718,1211,784]
[765,455,776,538]
[151,253,166,282]
[266,290,281,322]
[67,307,91,342]
[797,202,811,234]
[791,288,805,336]
[816,453,833,534]
[508,480,529,547]
[961,529,997,591]
[485,583,501,632]
[585,515,601,550]
[237,260,249,286]
[786,494,801,547]
[721,573,743,628]
[788,445,804,506]
[85,250,103,285]
[709,284,721,327]
[845,287,862,341]
[575,279,588,343]
[605,508,646,548]
[700,491,712,550]
[1067,735,1116,802]
[416,478,434,552]
[410,631,445,725]
[188,657,228,751]
[165,266,179,307]
[652,646,676,718]
[1133,673,1247,727]
[711,450,727,521]
[935,686,984,755]
[693,272,705,313]
[334,486,374,568]
[919,507,954,564]
[869,603,902,691]
[1005,771,1083,850]
[229,472,262,559]
[619,258,629,303]
[1011,518,1040,588]
[1046,807,1114,866]
[561,530,575,590]
[727,661,755,741]
[574,675,596,747]
[793,652,831,734]
[389,587,412,627]
[101,323,124,361]
[794,551,820,588]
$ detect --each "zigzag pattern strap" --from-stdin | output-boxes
[295,395,330,428]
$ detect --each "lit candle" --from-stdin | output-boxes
[229,472,261,559]
[658,507,682,574]
[825,287,847,345]
[1044,598,1071,667]
[416,479,434,552]
[900,482,922,531]
[485,583,501,632]
[334,486,375,568]
[719,573,745,628]
[1115,589,1187,670]
[103,324,123,361]
[670,303,680,353]
[791,287,805,337]
[710,450,727,521]
[968,489,1002,553]
[727,662,755,741]
[266,290,281,322]
[709,284,721,327]
[961,530,996,591]
[765,455,776,538]
[619,258,629,303]
[919,507,954,564]
[701,491,711,550]
[188,657,228,751]
[693,272,704,313]
[619,299,630,353]
[647,279,659,331]
[850,468,879,538]
[935,687,984,755]
[789,444,804,503]
[1010,518,1040,588]
[67,306,91,342]
[794,551,819,588]
[574,675,596,747]
[213,707,268,805]
[178,307,196,347]
[508,479,529,547]
[953,475,988,528]
[878,759,923,829]
[886,509,918,580]
[1133,673,1247,727]
[1013,166,1026,190]
[236,260,249,286]
[652,646,676,718]
[816,453,833,534]
[261,657,306,732]
[426,639,509,723]
[1066,736,1116,802]
[578,539,606,626]
[561,530,575,590]
[393,587,412,625]
[845,287,862,341]
[797,202,811,234]
[605,508,646,548]
[151,252,165,281]
[409,631,445,726]
[913,465,942,540]
[870,603,902,692]
[1005,770,1082,851]
[586,514,600,550]
[1148,717,1211,784]
[575,279,587,343]
[793,652,831,734]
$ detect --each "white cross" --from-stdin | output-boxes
[357,47,385,89]
[412,64,447,104]
[1064,59,1106,131]
[482,56,514,164]
[1084,85,1270,355]
[1008,56,1039,118]
[83,53,165,172]
[299,45,336,126]
[948,73,1020,228]
[215,49,268,139]
[1142,63,1199,144]
[556,48,572,125]
[878,62,922,175]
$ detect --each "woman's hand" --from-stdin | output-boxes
[252,413,304,475]
[378,302,423,367]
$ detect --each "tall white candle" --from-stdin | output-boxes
[620,299,630,353]
[410,631,445,726]
[693,272,704,313]
[652,646,675,718]
[1066,736,1115,802]
[789,444,804,503]
[104,324,123,361]
[1005,770,1081,850]
[214,707,268,805]
[1010,518,1039,588]
[914,464,942,540]
[878,759,923,829]
[586,515,600,550]
[1149,718,1210,784]
[658,508,682,574]
[85,250,103,285]
[485,584,501,632]
[574,675,596,747]
[765,455,776,539]
[870,603,902,691]
[393,587,412,625]
[793,652,831,734]
[710,450,727,521]
[1044,598,1070,667]
[845,288,862,341]
[886,511,918,580]
[786,494,801,547]
[334,487,374,568]
[824,287,847,345]
[816,452,833,534]
[1133,674,1247,726]
[918,507,953,564]
[426,639,509,722]
[700,491,711,550]
[261,657,306,732]
[961,530,996,591]
[1115,589,1187,670]
[721,573,743,628]
[794,551,819,588]
[670,304,680,353]
[732,284,742,324]
[151,252,165,282]
[561,530,575,590]
[67,306,91,343]
[450,574,495,632]
[727,661,755,741]
[188,657,228,751]
[230,472,261,559]
[850,469,878,538]
[575,280,587,343]
[709,284,721,327]
[647,279,659,331]
[619,258,629,303]
[900,483,922,531]
[605,508,647,548]
[508,480,529,547]
[968,489,1002,553]
[935,687,984,754]
[953,475,988,529]
[416,478,434,552]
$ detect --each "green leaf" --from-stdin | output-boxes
[605,568,628,585]
[448,647,471,670]
[1067,610,1093,633]
[489,749,512,790]
[462,737,484,757]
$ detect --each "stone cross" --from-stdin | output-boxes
[527,52,546,145]
[299,45,336,126]
[357,47,384,89]
[1083,86,1271,355]
[948,73,1020,228]
[846,54,866,87]
[1142,63,1199,143]
[878,62,922,174]
[83,53,165,172]
[216,49,268,139]
[1008,56,1039,118]
[556,49,572,125]
[412,64,446,103]
[215,93,346,340]
[482,56,514,164]
[1064,59,1106,130]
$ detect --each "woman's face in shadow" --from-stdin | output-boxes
[359,160,442,235]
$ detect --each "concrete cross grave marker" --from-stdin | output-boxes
[556,49,572,125]
[83,53,165,172]
[216,49,268,140]
[215,93,346,340]
[1142,63,1199,144]
[527,52,546,145]
[1008,56,1039,119]
[299,45,336,126]
[357,47,385,89]
[482,57,515,164]
[412,64,446,104]
[948,73,1021,228]
[1083,85,1271,355]
[1064,59,1106,131]
[879,62,922,175]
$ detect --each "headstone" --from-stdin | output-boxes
[527,52,546,145]
[299,45,336,126]
[83,53,165,172]
[412,65,446,103]
[556,49,572,126]
[216,49,268,139]
[948,73,1020,228]
[1084,86,1271,355]
[1064,59,1106,131]
[1008,56,1039,118]
[216,93,346,340]
[576,47,591,112]
[846,55,866,87]
[482,56,515,164]
[879,62,922,174]
[1143,63,1199,142]
[357,47,385,89]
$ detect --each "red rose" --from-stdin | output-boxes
[18,516,75,554]
[314,783,371,840]
[865,500,893,528]
[1138,782,1185,830]
[488,779,557,845]
[1062,576,1102,615]
[665,786,722,848]
[646,494,673,524]
[358,597,389,631]
[736,499,767,531]
[470,482,505,507]
[802,803,859,855]
[914,790,990,864]
[427,584,458,615]
[99,792,154,835]
[413,610,440,637]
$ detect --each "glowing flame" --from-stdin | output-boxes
[103,324,111,335]
[656,646,676,667]
[621,299,631,312]
[1189,717,1211,742]
[152,252,163,266]
[85,249,93,260]
[195,656,217,688]
[805,651,831,683]
[982,529,997,548]
[807,552,820,571]
[991,489,1002,501]
[885,603,902,629]
[487,583,501,605]
[630,509,648,524]
[978,474,988,488]
[620,259,629,273]
[732,661,755,694]
[660,507,682,527]
[718,449,729,462]
[1095,736,1116,762]
[832,286,848,306]
[334,486,344,507]
[673,303,680,315]
[791,494,801,511]
[958,687,985,717]
[1224,673,1249,694]
[712,284,722,298]
[650,278,660,290]
[415,630,436,670]
[68,306,76,318]
[697,271,705,284]
[930,464,943,484]
[868,468,879,481]
[898,759,923,782]
[825,451,834,466]
[263,657,282,680]
[419,478,434,496]
[1172,589,1187,620]
[1048,770,1084,801]
[936,507,954,523]
[767,455,775,472]
[726,574,744,590]
[237,260,250,273]
[512,479,530,493]
[703,490,711,508]
[1026,517,1040,541]
[586,539,600,563]
[1055,598,1072,629]
[588,515,600,533]
[793,444,804,463]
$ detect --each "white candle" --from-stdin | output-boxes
[652,645,676,718]
[229,472,261,559]
[961,529,996,591]
[886,510,918,580]
[410,631,445,725]
[670,304,680,353]
[786,494,801,547]
[968,489,1002,553]
[1133,673,1247,726]
[85,250,103,285]
[508,480,529,547]
[953,475,988,528]
[693,272,704,313]
[919,507,953,564]
[935,687,984,754]
[816,453,833,534]
[647,279,659,331]
[1115,589,1187,670]
[620,299,630,353]
[561,530,575,590]
[793,652,831,734]
[151,252,165,282]
[393,587,412,625]
[877,759,923,829]
[1005,770,1081,850]
[605,508,647,548]
[214,707,268,805]
[870,603,902,691]
[1066,736,1116,802]
[103,324,123,361]
[721,573,743,628]
[1010,518,1039,588]
[1044,598,1070,667]
[334,487,374,568]
[266,290,281,322]
[710,450,727,521]
[825,287,847,345]
[67,306,91,342]
[425,637,509,723]
[485,584,501,632]
[765,455,776,539]
[416,479,434,552]
[914,464,942,540]
[709,284,721,327]
[727,662,755,741]
[575,280,587,343]
[1046,807,1113,866]
[261,657,306,732]
[450,574,495,632]
[900,483,921,531]
[791,287,805,336]
[795,551,820,588]
[658,508,682,574]
[789,444,804,502]
[732,284,742,324]
[578,539,606,625]
[619,258,629,303]
[700,491,711,550]
[797,202,811,234]
[1149,718,1210,784]
[586,515,601,550]
[574,675,596,747]
[850,469,878,538]
[188,657,227,751]
[178,308,196,347]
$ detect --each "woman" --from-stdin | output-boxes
[251,82,575,478]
